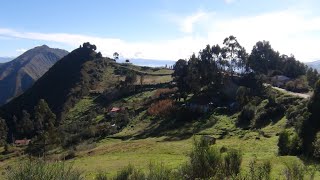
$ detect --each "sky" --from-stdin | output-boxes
[0,0,320,62]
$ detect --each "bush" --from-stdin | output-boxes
[278,131,302,156]
[7,159,83,180]
[153,88,177,99]
[95,171,108,180]
[147,99,175,117]
[179,136,244,179]
[147,162,172,180]
[313,131,320,159]
[237,103,255,127]
[224,149,242,177]
[278,131,291,155]
[248,159,271,180]
[113,164,145,180]
[283,161,306,180]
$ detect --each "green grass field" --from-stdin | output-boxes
[66,114,320,179]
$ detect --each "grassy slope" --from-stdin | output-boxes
[1,65,320,179]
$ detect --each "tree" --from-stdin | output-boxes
[173,59,188,92]
[113,52,119,61]
[299,80,320,156]
[96,52,103,58]
[18,110,34,138]
[0,117,8,145]
[187,54,202,94]
[125,71,137,85]
[34,99,56,133]
[306,68,319,88]
[222,36,248,75]
[248,41,279,74]
[140,74,144,85]
[28,99,59,156]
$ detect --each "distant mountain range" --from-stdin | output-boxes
[0,57,15,63]
[120,58,176,67]
[306,60,320,72]
[0,45,68,105]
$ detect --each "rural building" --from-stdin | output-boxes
[109,107,121,117]
[271,75,291,87]
[14,139,31,146]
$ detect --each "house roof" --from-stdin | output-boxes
[111,107,121,112]
[15,139,30,144]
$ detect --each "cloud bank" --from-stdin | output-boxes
[0,8,320,62]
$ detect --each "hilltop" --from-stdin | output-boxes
[0,45,68,105]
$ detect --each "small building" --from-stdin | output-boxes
[271,75,291,87]
[109,107,121,117]
[14,139,31,146]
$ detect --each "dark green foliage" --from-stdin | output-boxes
[26,99,60,156]
[6,159,83,180]
[0,117,8,145]
[313,132,320,159]
[238,98,284,128]
[172,59,188,92]
[248,41,307,79]
[34,99,56,132]
[300,80,320,156]
[17,110,34,138]
[248,41,279,74]
[278,130,302,156]
[306,68,319,88]
[236,86,250,106]
[124,71,137,85]
[237,103,255,127]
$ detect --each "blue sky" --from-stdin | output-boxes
[0,0,320,62]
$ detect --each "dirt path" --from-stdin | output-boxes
[266,84,312,99]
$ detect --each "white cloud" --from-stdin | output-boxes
[1,8,320,62]
[15,48,27,53]
[180,11,207,33]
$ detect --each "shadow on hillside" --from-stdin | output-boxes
[126,113,219,142]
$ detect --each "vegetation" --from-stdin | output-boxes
[6,159,83,180]
[0,38,319,179]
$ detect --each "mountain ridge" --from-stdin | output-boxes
[0,45,68,105]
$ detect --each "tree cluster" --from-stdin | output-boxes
[173,36,248,94]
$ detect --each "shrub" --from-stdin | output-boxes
[283,161,306,180]
[113,164,145,180]
[313,131,320,159]
[179,136,223,179]
[278,130,302,156]
[237,103,255,127]
[278,131,291,155]
[153,88,177,99]
[95,171,108,180]
[147,99,175,117]
[224,149,242,177]
[7,159,83,180]
[248,159,271,180]
[147,162,172,180]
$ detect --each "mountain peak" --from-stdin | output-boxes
[0,46,68,105]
